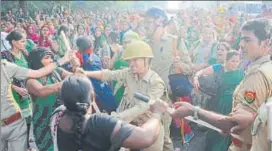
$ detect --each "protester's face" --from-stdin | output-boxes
[240,30,264,61]
[104,27,111,36]
[95,28,102,37]
[216,44,228,62]
[78,26,85,35]
[1,24,8,32]
[121,22,129,31]
[129,58,146,74]
[65,30,71,37]
[6,22,14,30]
[48,22,54,28]
[12,35,26,50]
[41,27,50,37]
[144,17,156,37]
[41,54,53,66]
[225,55,240,71]
[15,23,22,29]
[131,21,138,30]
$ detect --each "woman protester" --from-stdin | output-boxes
[193,50,244,151]
[93,27,111,69]
[26,48,75,151]
[75,36,117,113]
[38,24,58,54]
[51,74,166,151]
[1,44,72,151]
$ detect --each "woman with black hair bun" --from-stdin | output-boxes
[51,74,166,151]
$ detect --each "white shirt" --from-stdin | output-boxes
[1,32,11,52]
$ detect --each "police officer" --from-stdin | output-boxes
[77,40,169,151]
[142,7,194,150]
[1,52,72,151]
[162,18,272,151]
[142,7,193,89]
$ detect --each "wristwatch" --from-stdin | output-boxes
[193,106,200,120]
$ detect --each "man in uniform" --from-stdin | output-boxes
[78,40,169,151]
[142,7,193,90]
[161,18,272,151]
[142,7,193,150]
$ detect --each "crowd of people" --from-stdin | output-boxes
[1,3,272,151]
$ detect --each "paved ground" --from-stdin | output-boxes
[173,129,207,151]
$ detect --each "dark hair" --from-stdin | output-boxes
[217,42,231,52]
[76,24,85,33]
[109,32,119,44]
[57,25,69,36]
[226,50,240,61]
[76,36,92,52]
[61,74,93,151]
[40,25,50,34]
[28,47,53,70]
[6,30,24,46]
[241,18,271,44]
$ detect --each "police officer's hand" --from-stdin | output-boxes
[13,86,29,98]
[229,108,256,134]
[169,102,194,118]
[193,76,200,92]
[149,99,168,113]
[75,67,85,75]
[173,56,181,68]
[70,53,80,68]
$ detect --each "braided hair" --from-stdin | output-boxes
[61,74,94,151]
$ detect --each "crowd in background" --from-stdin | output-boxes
[1,4,272,151]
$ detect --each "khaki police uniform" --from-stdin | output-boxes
[228,55,272,151]
[102,68,167,151]
[147,33,192,151]
[1,60,29,151]
[149,34,193,91]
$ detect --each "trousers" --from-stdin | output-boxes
[1,118,27,151]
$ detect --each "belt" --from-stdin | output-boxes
[1,112,22,126]
[231,137,252,149]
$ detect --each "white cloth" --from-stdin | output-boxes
[1,32,11,52]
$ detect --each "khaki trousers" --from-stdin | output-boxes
[1,118,27,151]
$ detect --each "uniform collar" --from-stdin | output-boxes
[246,55,271,74]
[133,69,153,83]
[250,55,271,67]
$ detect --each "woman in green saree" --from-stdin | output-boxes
[193,50,244,151]
[208,41,231,65]
[26,48,73,151]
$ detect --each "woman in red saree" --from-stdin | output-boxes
[26,24,39,44]
[38,25,58,54]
